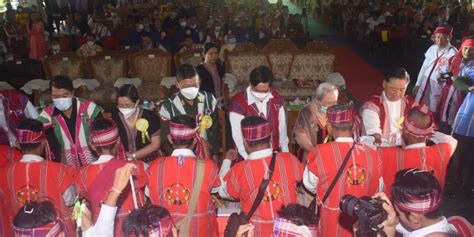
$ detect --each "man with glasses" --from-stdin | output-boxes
[229,65,289,159]
[159,64,219,161]
[361,67,415,147]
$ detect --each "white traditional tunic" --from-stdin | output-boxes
[415,44,457,112]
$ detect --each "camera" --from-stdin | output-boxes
[439,71,453,82]
[340,195,388,237]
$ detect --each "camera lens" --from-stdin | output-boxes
[340,194,359,218]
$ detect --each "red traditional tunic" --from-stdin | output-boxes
[0,158,75,236]
[361,94,415,140]
[0,145,22,167]
[147,152,220,237]
[224,152,304,237]
[75,156,147,237]
[0,89,29,146]
[379,143,452,193]
[229,89,285,152]
[307,140,381,237]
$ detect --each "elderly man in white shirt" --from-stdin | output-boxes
[360,67,415,147]
[228,65,288,159]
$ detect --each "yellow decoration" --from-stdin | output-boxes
[199,115,213,136]
[397,116,405,129]
[136,118,150,144]
[381,30,389,42]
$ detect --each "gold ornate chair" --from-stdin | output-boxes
[129,49,172,101]
[83,51,128,108]
[174,47,203,69]
[43,52,83,80]
[285,40,336,99]
[224,42,269,96]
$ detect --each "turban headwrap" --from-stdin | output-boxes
[241,120,271,141]
[327,102,355,126]
[433,25,453,38]
[89,120,126,160]
[16,129,54,161]
[273,216,318,237]
[12,219,65,237]
[147,216,175,237]
[394,189,442,214]
[403,105,436,138]
[170,121,205,159]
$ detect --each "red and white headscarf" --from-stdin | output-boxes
[12,219,65,237]
[89,121,126,160]
[273,216,318,237]
[403,105,436,138]
[327,102,355,126]
[450,38,474,76]
[433,25,453,38]
[394,189,442,214]
[241,120,271,141]
[16,129,54,161]
[170,121,205,159]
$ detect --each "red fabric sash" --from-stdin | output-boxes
[86,158,127,219]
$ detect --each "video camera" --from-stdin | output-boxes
[339,195,388,237]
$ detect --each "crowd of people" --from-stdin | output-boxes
[0,0,473,237]
[0,0,307,62]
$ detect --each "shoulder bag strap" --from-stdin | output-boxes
[310,142,356,211]
[245,152,277,220]
[176,158,206,236]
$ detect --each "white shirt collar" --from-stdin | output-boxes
[246,86,273,105]
[396,217,453,237]
[20,154,44,162]
[383,91,401,104]
[171,148,196,157]
[335,137,354,143]
[92,154,114,164]
[405,143,426,149]
[248,148,273,160]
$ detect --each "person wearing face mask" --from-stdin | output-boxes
[188,17,202,42]
[229,65,289,159]
[111,85,161,162]
[159,64,220,162]
[37,75,103,168]
[125,21,146,47]
[175,17,193,49]
[76,33,102,58]
[205,20,225,47]
[361,67,416,147]
[293,82,339,162]
[413,26,457,113]
[162,9,179,34]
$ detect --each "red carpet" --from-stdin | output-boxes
[333,46,384,103]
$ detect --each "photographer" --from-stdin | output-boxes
[374,168,457,237]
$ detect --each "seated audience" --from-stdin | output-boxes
[76,33,103,57]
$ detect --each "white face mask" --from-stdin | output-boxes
[180,21,187,27]
[52,45,60,53]
[228,38,237,44]
[251,90,269,102]
[53,97,73,111]
[180,87,199,100]
[87,40,95,47]
[119,107,136,119]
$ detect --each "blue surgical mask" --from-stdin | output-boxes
[320,106,328,113]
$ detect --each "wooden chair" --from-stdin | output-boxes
[173,47,203,69]
[261,39,300,80]
[43,52,84,80]
[129,49,172,101]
